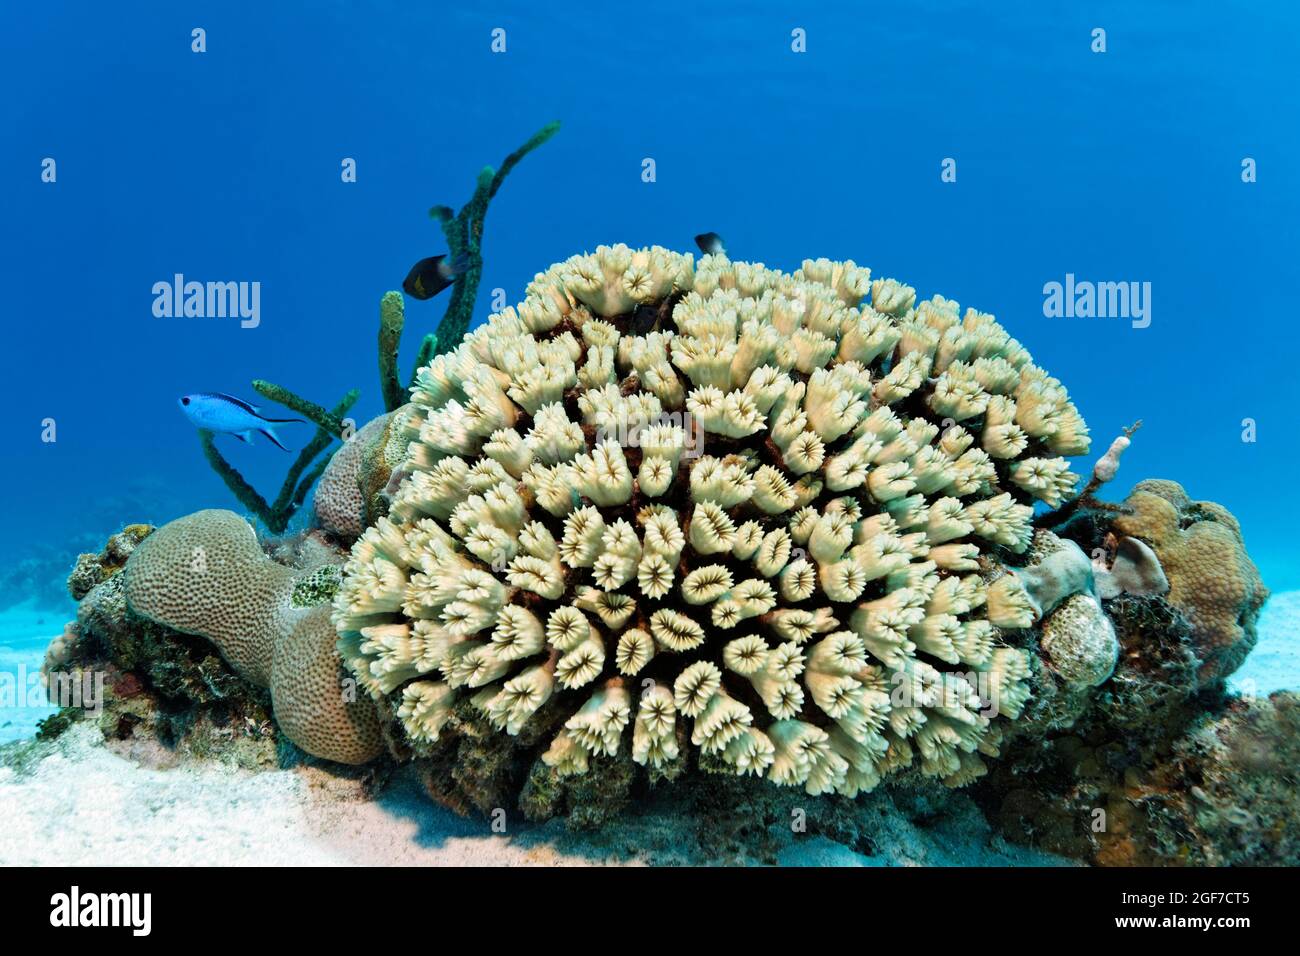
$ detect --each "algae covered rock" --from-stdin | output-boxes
[969,474,1287,867]
[990,691,1300,867]
[67,523,154,601]
[1160,691,1300,865]
[1040,593,1118,688]
[1094,593,1201,730]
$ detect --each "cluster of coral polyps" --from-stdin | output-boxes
[333,246,1092,796]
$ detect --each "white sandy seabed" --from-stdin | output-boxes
[1231,589,1300,697]
[1,590,1296,867]
[0,602,59,746]
[0,722,1075,867]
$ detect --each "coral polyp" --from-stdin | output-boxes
[333,245,1092,797]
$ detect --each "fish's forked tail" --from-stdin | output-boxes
[259,424,294,452]
[257,415,303,451]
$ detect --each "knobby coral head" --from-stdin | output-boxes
[332,244,1092,797]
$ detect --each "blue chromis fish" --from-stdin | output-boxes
[694,232,726,256]
[178,393,304,451]
[403,253,467,300]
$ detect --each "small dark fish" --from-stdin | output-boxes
[403,253,468,300]
[695,232,726,257]
[179,393,304,451]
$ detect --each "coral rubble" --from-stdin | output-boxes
[985,689,1300,866]
[67,524,154,601]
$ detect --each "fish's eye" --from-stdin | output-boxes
[181,397,191,405]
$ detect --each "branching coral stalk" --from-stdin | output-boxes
[409,332,437,388]
[199,387,359,534]
[1038,420,1141,529]
[379,121,561,401]
[252,380,353,436]
[378,291,407,412]
[420,121,561,370]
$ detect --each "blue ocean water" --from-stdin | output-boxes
[1,1,1296,730]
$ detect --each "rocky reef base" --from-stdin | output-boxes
[983,688,1299,866]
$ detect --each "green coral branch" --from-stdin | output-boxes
[269,390,360,519]
[378,291,407,412]
[251,380,350,436]
[409,332,437,389]
[198,429,274,518]
[199,388,359,535]
[429,121,560,358]
[486,120,562,201]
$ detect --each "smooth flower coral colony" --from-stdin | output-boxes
[332,245,1091,797]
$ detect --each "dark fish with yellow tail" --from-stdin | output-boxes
[695,232,726,257]
[403,253,467,300]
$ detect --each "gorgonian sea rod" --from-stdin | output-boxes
[333,246,1091,796]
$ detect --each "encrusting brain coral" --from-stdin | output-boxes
[1112,479,1267,682]
[333,245,1093,797]
[124,509,383,764]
